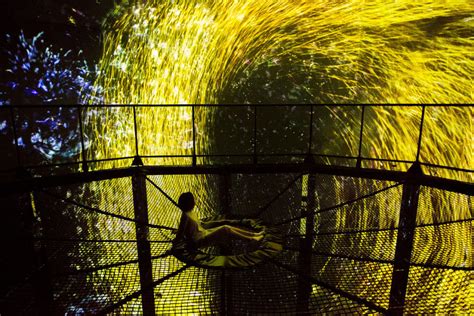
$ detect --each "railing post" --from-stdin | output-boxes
[192,105,197,167]
[253,106,258,164]
[132,170,155,315]
[308,105,314,155]
[132,106,143,166]
[388,162,422,315]
[356,105,365,168]
[219,172,233,315]
[23,191,53,315]
[415,106,426,163]
[77,106,88,172]
[9,106,26,176]
[297,156,316,313]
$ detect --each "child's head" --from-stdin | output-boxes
[178,192,195,212]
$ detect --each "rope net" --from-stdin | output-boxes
[0,172,471,314]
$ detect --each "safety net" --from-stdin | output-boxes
[0,170,471,314]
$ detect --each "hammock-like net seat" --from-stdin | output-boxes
[171,215,283,269]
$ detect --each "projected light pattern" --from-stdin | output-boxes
[1,32,101,105]
[0,32,103,161]
[94,0,473,104]
[80,0,472,313]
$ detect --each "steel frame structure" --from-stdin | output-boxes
[0,105,472,315]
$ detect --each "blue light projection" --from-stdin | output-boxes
[0,32,101,162]
[1,31,102,105]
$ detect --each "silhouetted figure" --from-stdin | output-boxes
[175,192,264,248]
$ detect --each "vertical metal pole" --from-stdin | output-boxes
[23,192,53,315]
[77,106,88,172]
[9,106,21,169]
[388,163,422,315]
[192,105,197,167]
[308,105,314,155]
[132,171,155,315]
[132,106,143,166]
[133,106,139,157]
[356,105,365,168]
[253,106,257,164]
[219,173,233,315]
[415,106,426,163]
[297,172,316,313]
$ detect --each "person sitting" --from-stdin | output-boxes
[174,192,264,249]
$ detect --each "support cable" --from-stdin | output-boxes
[133,105,139,157]
[77,106,88,172]
[308,105,314,155]
[9,106,21,168]
[96,265,191,315]
[415,106,426,162]
[269,258,387,314]
[284,247,472,271]
[27,237,172,243]
[54,253,172,277]
[356,105,365,168]
[275,182,403,226]
[145,176,180,208]
[254,173,304,217]
[40,189,175,231]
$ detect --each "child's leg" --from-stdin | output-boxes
[200,225,262,246]
[228,225,263,238]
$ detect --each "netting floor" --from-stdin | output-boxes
[0,171,472,315]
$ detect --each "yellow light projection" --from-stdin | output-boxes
[85,0,472,313]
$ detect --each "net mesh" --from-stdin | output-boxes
[0,171,471,314]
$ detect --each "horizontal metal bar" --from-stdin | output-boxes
[415,217,473,228]
[8,156,136,171]
[0,154,469,175]
[4,104,459,109]
[0,164,471,197]
[420,162,474,173]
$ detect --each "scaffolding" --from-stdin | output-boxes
[0,105,472,315]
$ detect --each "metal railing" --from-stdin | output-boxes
[1,105,472,177]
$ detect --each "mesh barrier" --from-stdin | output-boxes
[0,170,472,314]
[309,284,375,315]
[111,296,143,315]
[154,266,221,314]
[229,263,299,315]
[412,186,472,269]
[404,266,472,314]
[310,255,394,309]
[229,173,303,224]
[52,263,141,314]
[1,105,472,182]
[305,175,401,264]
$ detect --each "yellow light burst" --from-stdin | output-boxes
[85,0,472,313]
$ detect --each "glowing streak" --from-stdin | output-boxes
[86,0,473,313]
